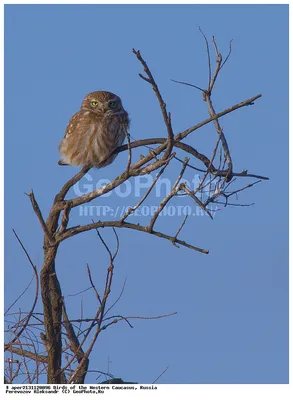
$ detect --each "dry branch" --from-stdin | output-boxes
[5,38,268,384]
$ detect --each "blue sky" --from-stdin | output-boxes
[4,4,288,384]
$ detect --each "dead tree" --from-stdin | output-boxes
[4,34,268,384]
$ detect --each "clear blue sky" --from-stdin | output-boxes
[5,4,288,384]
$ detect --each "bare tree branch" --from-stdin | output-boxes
[58,220,209,254]
[7,38,267,384]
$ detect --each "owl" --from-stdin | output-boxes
[58,91,129,168]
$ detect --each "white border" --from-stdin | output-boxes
[1,0,291,4]
[1,1,290,399]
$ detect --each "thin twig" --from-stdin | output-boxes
[171,79,205,93]
[198,27,211,88]
[220,39,233,70]
[181,184,213,219]
[132,48,174,159]
[86,264,102,305]
[60,220,209,254]
[5,231,39,351]
[147,158,189,232]
[104,278,127,317]
[172,215,189,249]
[123,125,132,174]
[152,365,170,384]
[26,191,54,245]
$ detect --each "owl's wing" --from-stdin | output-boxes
[58,112,82,165]
[63,110,99,139]
[59,110,99,166]
[63,111,82,139]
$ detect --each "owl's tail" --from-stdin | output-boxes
[57,160,70,166]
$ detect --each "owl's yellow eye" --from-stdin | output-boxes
[91,101,99,107]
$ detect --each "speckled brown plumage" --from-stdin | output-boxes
[59,91,129,168]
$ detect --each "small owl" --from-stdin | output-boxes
[59,91,129,168]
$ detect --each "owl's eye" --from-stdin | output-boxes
[108,101,117,109]
[91,101,99,107]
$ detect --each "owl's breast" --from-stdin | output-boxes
[59,110,128,168]
[87,113,126,167]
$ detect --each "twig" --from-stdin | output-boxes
[55,165,91,202]
[148,158,189,232]
[114,137,268,181]
[5,276,35,316]
[5,231,39,350]
[170,94,262,142]
[104,278,127,317]
[181,184,213,219]
[203,91,233,182]
[152,365,170,384]
[198,27,212,88]
[220,39,233,70]
[172,215,188,248]
[101,312,177,330]
[58,202,71,234]
[209,35,222,93]
[60,220,209,254]
[120,163,169,222]
[171,79,205,92]
[123,125,132,174]
[132,48,174,159]
[26,191,54,245]
[205,180,261,207]
[4,346,48,364]
[86,264,102,305]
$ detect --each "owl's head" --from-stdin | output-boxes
[81,91,124,115]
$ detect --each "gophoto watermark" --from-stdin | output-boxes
[74,172,219,218]
[78,204,219,218]
[73,172,217,198]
